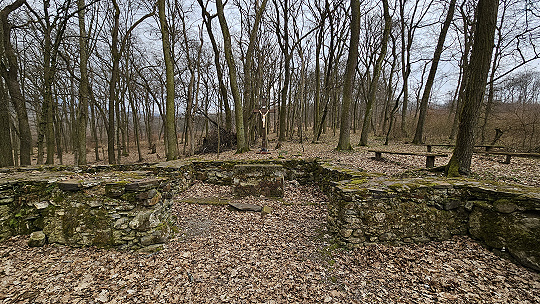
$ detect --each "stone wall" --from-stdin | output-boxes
[1,160,539,271]
[0,172,186,252]
[326,176,540,271]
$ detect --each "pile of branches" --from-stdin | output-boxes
[196,127,237,154]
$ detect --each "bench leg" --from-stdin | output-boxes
[426,156,435,168]
[374,152,382,160]
[503,154,511,164]
[426,145,432,152]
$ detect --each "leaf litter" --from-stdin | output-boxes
[1,181,539,303]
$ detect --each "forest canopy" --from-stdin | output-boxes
[0,0,539,170]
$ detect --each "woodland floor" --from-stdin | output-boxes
[1,134,539,303]
[48,133,540,187]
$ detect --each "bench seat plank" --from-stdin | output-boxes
[368,150,448,168]
[481,152,540,164]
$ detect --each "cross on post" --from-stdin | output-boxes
[253,106,275,154]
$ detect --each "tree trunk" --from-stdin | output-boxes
[412,0,457,144]
[243,0,269,144]
[0,0,31,166]
[275,0,290,148]
[216,0,249,153]
[77,0,89,165]
[108,0,120,164]
[312,6,326,141]
[197,1,233,132]
[128,81,143,162]
[336,0,360,151]
[359,0,391,146]
[0,78,13,167]
[446,0,499,177]
[90,102,100,161]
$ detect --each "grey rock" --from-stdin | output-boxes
[228,202,262,212]
[28,231,46,247]
[0,196,14,205]
[58,181,81,191]
[443,199,461,210]
[105,183,125,197]
[494,200,517,214]
[125,179,160,191]
[379,232,397,241]
[137,189,157,200]
[129,211,160,231]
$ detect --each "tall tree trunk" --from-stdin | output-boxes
[450,5,474,141]
[0,78,13,167]
[216,0,249,153]
[275,0,290,148]
[77,0,89,165]
[90,102,100,161]
[198,3,232,132]
[242,0,269,144]
[128,81,143,162]
[412,0,457,144]
[336,0,360,151]
[446,0,498,177]
[108,0,120,164]
[42,40,55,165]
[312,4,326,141]
[480,5,505,143]
[359,0,391,146]
[0,0,31,166]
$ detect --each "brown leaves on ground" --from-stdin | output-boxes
[194,134,540,187]
[1,182,539,303]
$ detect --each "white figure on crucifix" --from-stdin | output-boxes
[253,106,274,154]
[259,107,269,128]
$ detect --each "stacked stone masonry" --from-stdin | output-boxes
[0,172,184,252]
[327,177,540,271]
[0,160,539,271]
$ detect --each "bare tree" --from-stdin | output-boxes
[0,78,13,166]
[215,0,249,153]
[446,0,499,176]
[108,0,155,164]
[359,0,391,146]
[76,0,89,165]
[158,0,178,160]
[0,0,31,166]
[412,0,457,144]
[336,0,360,151]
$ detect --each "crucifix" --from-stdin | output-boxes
[253,106,275,154]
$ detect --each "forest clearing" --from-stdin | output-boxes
[0,132,539,303]
[1,0,540,302]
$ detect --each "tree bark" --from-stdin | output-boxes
[0,78,13,167]
[108,0,120,164]
[359,0,391,146]
[243,0,269,144]
[412,0,457,144]
[77,0,89,165]
[0,0,31,166]
[336,0,360,151]
[159,0,181,159]
[216,0,249,153]
[446,0,499,176]
[197,1,233,132]
[274,0,291,148]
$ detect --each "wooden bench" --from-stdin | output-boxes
[481,152,540,164]
[424,144,454,152]
[425,144,504,152]
[368,150,448,168]
[474,145,505,152]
